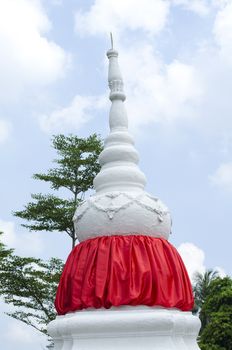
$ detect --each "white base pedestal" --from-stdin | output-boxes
[48,306,201,350]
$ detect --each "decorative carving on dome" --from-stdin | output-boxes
[74,192,169,223]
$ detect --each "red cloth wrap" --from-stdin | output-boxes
[55,235,193,315]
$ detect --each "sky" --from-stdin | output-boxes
[0,0,232,348]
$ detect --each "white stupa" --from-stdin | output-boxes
[48,39,201,350]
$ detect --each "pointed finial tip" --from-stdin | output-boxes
[110,32,113,50]
[107,33,118,58]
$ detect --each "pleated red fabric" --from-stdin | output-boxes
[55,235,194,315]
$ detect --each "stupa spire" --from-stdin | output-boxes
[93,38,146,193]
[48,41,200,350]
[73,40,171,241]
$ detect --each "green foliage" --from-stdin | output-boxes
[0,231,13,259]
[0,234,63,345]
[200,344,227,350]
[33,134,102,195]
[193,269,219,328]
[198,277,232,350]
[14,134,103,248]
[15,194,78,238]
[193,269,219,310]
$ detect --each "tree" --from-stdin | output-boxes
[199,277,232,350]
[0,134,103,347]
[0,233,63,348]
[14,134,103,249]
[193,269,219,329]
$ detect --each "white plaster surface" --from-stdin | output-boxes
[47,306,201,350]
[73,48,172,242]
[74,191,171,241]
[64,46,200,350]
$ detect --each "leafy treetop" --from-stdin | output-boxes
[14,134,103,249]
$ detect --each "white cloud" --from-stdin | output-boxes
[117,43,203,129]
[73,1,205,132]
[43,39,202,133]
[75,0,170,37]
[214,266,227,278]
[209,162,232,191]
[0,119,11,144]
[178,242,206,280]
[173,0,211,16]
[178,242,227,280]
[213,2,232,61]
[72,0,232,137]
[4,322,39,344]
[39,94,106,133]
[0,0,70,101]
[0,219,43,256]
[41,41,203,133]
[2,316,46,349]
